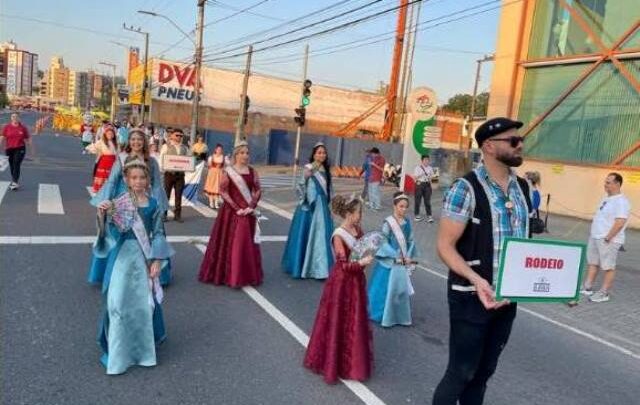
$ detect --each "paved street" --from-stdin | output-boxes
[1,113,639,405]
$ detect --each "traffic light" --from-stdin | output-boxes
[294,107,306,127]
[301,79,312,106]
[243,95,250,125]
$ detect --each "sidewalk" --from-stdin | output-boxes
[260,172,640,356]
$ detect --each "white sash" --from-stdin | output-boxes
[385,215,415,296]
[129,200,163,308]
[332,227,357,250]
[305,163,328,197]
[225,166,261,244]
[385,216,408,258]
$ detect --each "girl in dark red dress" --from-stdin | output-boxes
[304,195,374,384]
[198,141,263,288]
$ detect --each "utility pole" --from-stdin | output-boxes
[99,61,117,122]
[292,44,310,182]
[123,24,150,125]
[467,54,495,153]
[235,45,253,143]
[190,0,206,145]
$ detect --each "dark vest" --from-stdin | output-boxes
[448,171,532,288]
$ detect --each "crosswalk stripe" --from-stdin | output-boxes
[0,235,287,244]
[0,181,9,207]
[38,184,65,215]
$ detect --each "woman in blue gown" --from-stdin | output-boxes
[368,192,416,327]
[88,129,171,286]
[94,158,174,375]
[282,142,334,279]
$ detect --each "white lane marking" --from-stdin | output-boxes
[416,264,640,361]
[258,200,640,362]
[0,235,287,245]
[182,197,217,218]
[0,181,9,206]
[86,186,96,198]
[258,200,293,220]
[194,244,385,405]
[37,184,64,215]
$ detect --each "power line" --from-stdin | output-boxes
[204,0,507,66]
[202,0,425,62]
[203,0,387,58]
[206,0,284,22]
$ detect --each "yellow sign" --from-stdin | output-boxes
[128,62,152,105]
[627,172,640,184]
[551,164,564,174]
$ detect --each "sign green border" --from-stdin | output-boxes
[495,237,587,303]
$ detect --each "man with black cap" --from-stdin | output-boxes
[433,117,533,405]
[160,128,189,222]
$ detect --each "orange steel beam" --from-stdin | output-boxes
[380,0,409,140]
[558,1,640,92]
[612,140,640,166]
[522,18,640,138]
[506,0,531,118]
[333,97,387,137]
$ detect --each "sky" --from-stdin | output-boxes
[0,0,505,104]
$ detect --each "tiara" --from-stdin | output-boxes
[393,193,409,202]
[123,157,148,171]
[234,140,249,149]
[347,192,362,204]
[314,141,325,148]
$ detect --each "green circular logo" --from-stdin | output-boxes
[412,117,436,155]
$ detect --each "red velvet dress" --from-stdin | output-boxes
[198,167,263,288]
[303,227,373,384]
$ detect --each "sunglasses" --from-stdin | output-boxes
[174,133,184,137]
[488,136,525,148]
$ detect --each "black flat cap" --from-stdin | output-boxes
[475,117,523,147]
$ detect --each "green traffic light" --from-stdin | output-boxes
[302,96,310,106]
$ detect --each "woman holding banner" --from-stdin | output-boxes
[281,142,334,279]
[198,140,263,288]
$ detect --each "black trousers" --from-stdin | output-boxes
[164,172,185,218]
[414,182,432,216]
[432,290,517,405]
[6,146,26,183]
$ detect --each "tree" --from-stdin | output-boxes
[0,91,9,109]
[442,92,489,118]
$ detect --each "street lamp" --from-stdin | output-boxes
[99,61,117,122]
[137,4,205,145]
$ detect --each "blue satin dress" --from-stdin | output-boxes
[282,169,334,279]
[367,219,416,327]
[94,196,174,375]
[87,156,172,285]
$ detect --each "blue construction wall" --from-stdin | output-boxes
[203,128,404,167]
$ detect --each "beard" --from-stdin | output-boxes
[496,150,523,167]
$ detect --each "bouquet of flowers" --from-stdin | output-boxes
[109,192,137,232]
[350,231,385,261]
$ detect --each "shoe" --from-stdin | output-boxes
[589,290,610,303]
[427,216,434,223]
[9,182,16,190]
[415,216,424,222]
[580,288,594,296]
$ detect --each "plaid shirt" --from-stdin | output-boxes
[442,164,529,283]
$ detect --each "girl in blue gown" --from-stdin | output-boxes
[88,129,171,286]
[282,142,335,279]
[94,158,174,375]
[368,192,417,327]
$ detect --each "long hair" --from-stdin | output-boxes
[308,144,332,200]
[125,129,150,162]
[101,126,117,149]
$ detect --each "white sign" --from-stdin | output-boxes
[163,155,195,172]
[496,238,586,302]
[423,125,442,149]
[407,87,438,120]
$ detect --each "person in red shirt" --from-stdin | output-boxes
[367,147,385,210]
[1,112,31,190]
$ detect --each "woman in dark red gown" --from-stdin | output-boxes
[304,195,374,384]
[198,141,263,288]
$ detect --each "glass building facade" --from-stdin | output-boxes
[516,0,640,167]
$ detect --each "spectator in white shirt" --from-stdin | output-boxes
[413,154,435,222]
[581,172,631,303]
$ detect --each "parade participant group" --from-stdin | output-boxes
[65,113,632,405]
